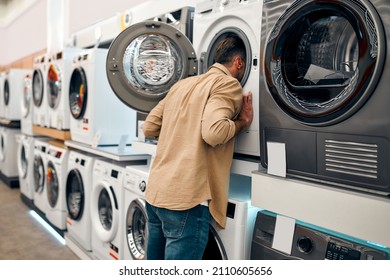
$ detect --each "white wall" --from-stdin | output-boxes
[0,0,145,65]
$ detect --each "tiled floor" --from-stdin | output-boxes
[0,181,79,260]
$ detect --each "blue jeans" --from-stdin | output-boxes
[146,202,210,260]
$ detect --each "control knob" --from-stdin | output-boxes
[297,236,313,253]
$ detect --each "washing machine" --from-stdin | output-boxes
[91,159,128,260]
[69,48,136,146]
[251,210,390,260]
[17,134,44,203]
[33,138,50,215]
[65,150,97,252]
[32,54,49,127]
[202,194,259,260]
[106,9,197,114]
[259,0,390,196]
[21,73,37,136]
[3,69,32,121]
[121,163,151,260]
[193,0,262,159]
[45,141,70,231]
[0,126,21,179]
[47,48,83,130]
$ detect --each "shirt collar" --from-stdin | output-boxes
[208,63,232,77]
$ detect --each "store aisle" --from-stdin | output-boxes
[0,181,79,260]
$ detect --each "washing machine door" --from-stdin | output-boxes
[46,160,59,208]
[202,225,227,260]
[106,21,197,113]
[66,169,85,221]
[3,78,9,107]
[91,180,119,242]
[0,131,6,163]
[47,63,62,109]
[21,75,32,118]
[18,142,28,179]
[198,28,251,88]
[32,69,44,108]
[69,67,88,120]
[33,154,45,193]
[264,0,385,125]
[126,198,148,260]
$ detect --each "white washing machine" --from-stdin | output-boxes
[91,158,148,260]
[33,138,50,215]
[32,54,49,127]
[121,163,151,260]
[17,134,39,202]
[65,150,97,252]
[0,126,21,178]
[69,48,136,146]
[21,73,37,136]
[47,48,83,130]
[3,69,32,121]
[204,195,259,260]
[193,0,263,158]
[45,141,70,231]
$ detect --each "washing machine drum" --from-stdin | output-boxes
[47,63,62,109]
[33,155,45,193]
[66,169,85,221]
[106,21,197,113]
[32,69,44,107]
[264,0,386,125]
[69,67,88,120]
[126,199,148,260]
[3,79,9,106]
[47,161,59,208]
[22,76,32,118]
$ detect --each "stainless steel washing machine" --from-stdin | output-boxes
[251,210,390,260]
[259,0,390,196]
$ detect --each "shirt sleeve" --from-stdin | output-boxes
[201,77,243,147]
[143,98,165,138]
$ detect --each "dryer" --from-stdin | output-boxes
[65,150,97,252]
[33,138,50,215]
[121,163,151,260]
[3,69,32,121]
[21,73,37,136]
[69,48,136,146]
[259,0,390,196]
[45,141,70,231]
[0,126,21,179]
[17,134,43,204]
[32,54,49,127]
[47,48,83,130]
[193,0,263,159]
[203,195,259,260]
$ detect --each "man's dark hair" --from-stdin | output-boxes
[214,35,246,65]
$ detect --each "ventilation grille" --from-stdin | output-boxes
[324,140,378,179]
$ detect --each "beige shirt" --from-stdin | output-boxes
[143,63,243,228]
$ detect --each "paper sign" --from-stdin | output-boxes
[272,215,296,255]
[267,142,286,177]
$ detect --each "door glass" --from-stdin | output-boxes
[23,76,32,117]
[4,80,9,106]
[20,145,28,178]
[33,155,44,193]
[69,68,88,119]
[126,202,147,259]
[32,70,44,107]
[123,34,182,97]
[47,161,59,208]
[66,169,84,220]
[98,188,113,230]
[0,134,4,161]
[47,64,62,109]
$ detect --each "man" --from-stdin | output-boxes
[143,35,253,260]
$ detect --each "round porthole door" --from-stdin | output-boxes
[126,198,148,260]
[18,143,28,179]
[264,0,385,125]
[33,155,45,193]
[66,169,85,221]
[32,69,44,108]
[47,63,62,109]
[106,21,197,113]
[47,161,59,208]
[3,79,9,106]
[22,75,32,118]
[69,67,88,120]
[0,132,5,162]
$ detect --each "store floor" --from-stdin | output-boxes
[0,181,79,260]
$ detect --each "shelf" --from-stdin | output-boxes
[32,125,71,140]
[64,140,151,162]
[251,170,390,247]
